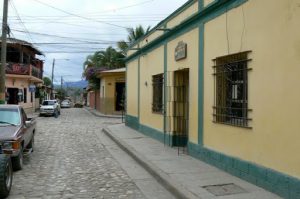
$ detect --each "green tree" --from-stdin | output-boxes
[43,76,52,87]
[55,88,67,101]
[118,25,151,53]
[82,46,125,90]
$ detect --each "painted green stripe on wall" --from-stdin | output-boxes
[138,52,140,123]
[188,142,300,199]
[198,22,204,146]
[163,42,168,146]
[125,64,128,113]
[198,0,204,11]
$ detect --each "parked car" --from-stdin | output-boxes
[0,105,35,171]
[40,100,61,117]
[0,155,12,198]
[61,100,71,108]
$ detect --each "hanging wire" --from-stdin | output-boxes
[9,0,34,43]
[31,0,131,29]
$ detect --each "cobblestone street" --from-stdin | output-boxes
[8,108,145,199]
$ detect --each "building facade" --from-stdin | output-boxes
[2,38,44,113]
[125,0,300,198]
[97,68,125,115]
[87,89,100,111]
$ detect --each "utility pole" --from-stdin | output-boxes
[60,76,64,100]
[61,76,63,90]
[51,58,55,99]
[0,0,9,104]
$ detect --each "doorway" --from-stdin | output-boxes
[7,88,19,104]
[173,69,189,147]
[115,82,125,111]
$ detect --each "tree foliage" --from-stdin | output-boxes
[82,25,150,90]
[118,25,151,53]
[82,46,125,90]
[43,76,52,86]
[55,88,67,101]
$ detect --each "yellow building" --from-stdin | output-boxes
[97,68,125,115]
[125,0,300,198]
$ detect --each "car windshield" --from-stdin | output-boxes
[62,100,69,103]
[0,108,20,126]
[42,101,55,105]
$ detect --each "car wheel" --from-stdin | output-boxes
[27,135,34,152]
[11,146,23,171]
[0,155,12,198]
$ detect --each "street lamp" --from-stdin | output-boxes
[50,58,69,99]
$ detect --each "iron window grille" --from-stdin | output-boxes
[213,51,252,128]
[152,74,164,113]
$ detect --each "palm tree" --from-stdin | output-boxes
[118,25,151,53]
[82,46,125,90]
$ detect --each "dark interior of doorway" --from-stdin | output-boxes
[115,82,125,111]
[173,69,189,148]
[7,88,19,105]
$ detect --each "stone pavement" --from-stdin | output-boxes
[8,108,145,199]
[103,124,281,199]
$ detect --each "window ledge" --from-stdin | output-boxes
[212,121,252,129]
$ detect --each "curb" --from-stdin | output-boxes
[102,127,200,199]
[84,107,124,119]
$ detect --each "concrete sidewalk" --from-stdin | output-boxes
[103,124,281,199]
[85,106,124,119]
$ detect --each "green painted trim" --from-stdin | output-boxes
[125,114,186,147]
[125,64,128,113]
[172,135,188,147]
[198,0,204,11]
[127,0,197,51]
[188,142,300,199]
[125,0,248,63]
[163,42,168,146]
[0,100,5,104]
[139,124,187,147]
[138,55,140,123]
[198,22,204,146]
[125,115,139,131]
[139,124,166,144]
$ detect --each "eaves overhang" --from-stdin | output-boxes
[125,0,247,63]
[124,0,197,53]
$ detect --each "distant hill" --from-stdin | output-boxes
[65,80,88,88]
[54,80,88,89]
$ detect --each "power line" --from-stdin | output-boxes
[12,29,123,44]
[9,19,161,24]
[9,13,167,18]
[9,0,34,42]
[31,0,130,29]
[32,42,129,45]
[7,16,128,32]
[42,51,105,53]
[88,0,155,14]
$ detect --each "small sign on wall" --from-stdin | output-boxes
[29,84,36,92]
[175,41,187,61]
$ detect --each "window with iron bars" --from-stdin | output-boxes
[213,51,252,128]
[152,74,164,113]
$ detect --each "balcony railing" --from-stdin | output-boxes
[5,63,42,80]
[31,65,42,79]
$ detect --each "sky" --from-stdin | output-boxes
[1,0,187,84]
